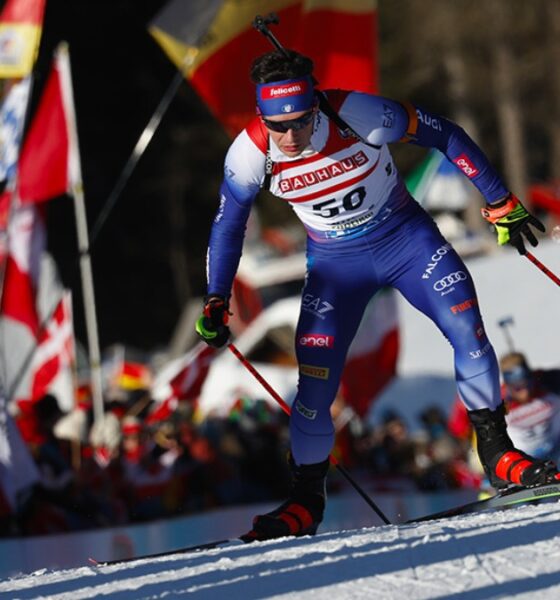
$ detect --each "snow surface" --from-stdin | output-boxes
[2,500,560,599]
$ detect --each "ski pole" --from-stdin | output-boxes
[227,342,392,525]
[525,251,560,287]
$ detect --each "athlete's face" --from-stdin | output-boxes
[262,108,316,157]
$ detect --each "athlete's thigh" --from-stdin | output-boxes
[294,251,378,415]
[391,213,487,354]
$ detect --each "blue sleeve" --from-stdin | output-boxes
[407,105,509,203]
[206,178,256,297]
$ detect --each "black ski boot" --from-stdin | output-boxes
[241,456,329,542]
[468,404,560,490]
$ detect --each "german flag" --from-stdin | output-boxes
[0,0,46,78]
[151,0,378,137]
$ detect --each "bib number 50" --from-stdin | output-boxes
[312,186,366,218]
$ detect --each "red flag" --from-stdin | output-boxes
[113,361,152,391]
[18,43,81,203]
[151,0,378,137]
[0,0,46,78]
[340,289,399,418]
[22,291,75,404]
[0,201,44,334]
[147,344,216,423]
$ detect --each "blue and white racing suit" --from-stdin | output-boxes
[206,89,509,465]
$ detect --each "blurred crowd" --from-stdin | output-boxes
[2,388,478,540]
[3,349,559,539]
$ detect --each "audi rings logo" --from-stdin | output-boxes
[433,271,466,292]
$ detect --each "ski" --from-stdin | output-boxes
[407,481,560,523]
[90,482,560,565]
[89,538,243,567]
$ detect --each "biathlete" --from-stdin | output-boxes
[196,49,560,541]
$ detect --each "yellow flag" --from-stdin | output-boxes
[0,0,46,78]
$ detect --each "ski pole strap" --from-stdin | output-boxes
[316,91,381,149]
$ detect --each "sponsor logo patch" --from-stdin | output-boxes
[302,294,335,320]
[450,298,478,314]
[383,104,394,128]
[295,399,317,420]
[469,342,491,359]
[278,150,369,193]
[454,153,479,178]
[300,364,330,380]
[261,81,309,99]
[298,334,334,348]
[433,271,467,293]
[416,109,442,131]
[214,194,226,223]
[422,243,452,279]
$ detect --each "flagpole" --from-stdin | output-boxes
[59,43,105,426]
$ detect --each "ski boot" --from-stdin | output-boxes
[468,404,560,491]
[241,456,329,542]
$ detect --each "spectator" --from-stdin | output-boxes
[500,352,560,462]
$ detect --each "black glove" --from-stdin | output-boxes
[195,295,231,348]
[481,193,545,255]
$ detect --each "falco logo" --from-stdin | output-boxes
[422,243,452,279]
[261,81,308,100]
[298,334,334,348]
[454,154,479,178]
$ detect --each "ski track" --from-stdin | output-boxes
[1,502,560,600]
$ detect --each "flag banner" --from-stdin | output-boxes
[148,344,216,423]
[0,201,44,334]
[24,290,75,404]
[340,288,399,418]
[0,391,39,512]
[0,76,30,184]
[296,0,378,93]
[151,0,378,136]
[18,43,81,203]
[0,0,46,78]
